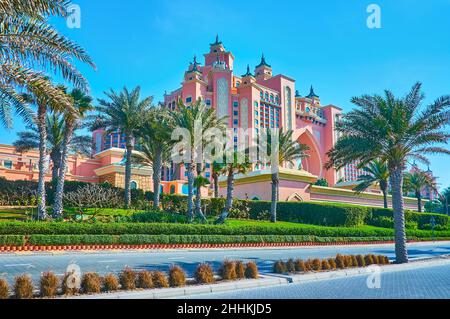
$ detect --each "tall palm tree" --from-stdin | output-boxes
[353,159,390,208]
[326,82,450,263]
[215,152,251,224]
[264,129,309,223]
[133,108,173,209]
[92,87,153,208]
[170,99,227,222]
[404,170,438,213]
[53,88,93,217]
[14,112,91,184]
[0,0,95,128]
[211,161,224,198]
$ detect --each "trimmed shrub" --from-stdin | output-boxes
[351,255,358,267]
[273,261,287,274]
[195,263,215,284]
[245,262,259,279]
[14,275,34,299]
[321,259,331,271]
[62,272,80,295]
[169,266,186,287]
[286,259,296,273]
[364,254,374,265]
[137,270,153,289]
[40,272,59,297]
[220,260,237,280]
[0,278,9,299]
[335,254,346,269]
[235,261,245,279]
[81,273,101,294]
[103,274,119,292]
[327,258,337,269]
[372,255,381,264]
[344,255,353,268]
[304,259,313,271]
[311,258,322,271]
[131,211,187,224]
[356,255,366,267]
[152,271,169,288]
[119,267,137,290]
[383,256,390,265]
[294,259,307,272]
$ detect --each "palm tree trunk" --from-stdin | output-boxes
[50,150,61,185]
[270,172,279,223]
[213,172,219,198]
[37,103,48,220]
[389,167,408,264]
[215,165,233,224]
[52,123,74,218]
[124,137,133,208]
[381,187,388,209]
[186,162,194,223]
[416,192,422,213]
[195,163,207,223]
[152,149,162,210]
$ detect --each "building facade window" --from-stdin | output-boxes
[186,96,192,103]
[130,181,138,190]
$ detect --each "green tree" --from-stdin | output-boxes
[326,82,450,263]
[404,170,438,213]
[264,129,309,223]
[133,108,173,209]
[170,99,226,222]
[353,159,390,209]
[93,87,153,208]
[53,88,93,218]
[314,178,329,187]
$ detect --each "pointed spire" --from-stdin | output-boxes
[306,85,319,98]
[256,52,271,68]
[210,34,222,46]
[188,55,201,73]
[242,64,253,77]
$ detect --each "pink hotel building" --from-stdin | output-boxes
[0,37,421,210]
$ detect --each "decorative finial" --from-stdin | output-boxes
[242,64,253,77]
[306,85,319,99]
[256,52,271,68]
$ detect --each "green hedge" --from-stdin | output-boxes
[0,235,25,246]
[0,221,449,239]
[369,208,449,230]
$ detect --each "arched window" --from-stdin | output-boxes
[130,181,138,190]
[252,196,260,201]
[270,94,274,102]
[170,185,176,194]
[260,91,264,99]
[265,92,269,101]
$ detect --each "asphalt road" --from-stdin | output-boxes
[185,261,450,299]
[0,241,449,283]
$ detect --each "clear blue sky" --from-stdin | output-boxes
[2,0,449,188]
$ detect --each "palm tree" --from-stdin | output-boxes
[53,88,93,217]
[353,159,390,209]
[194,174,210,220]
[0,0,95,129]
[92,87,153,208]
[1,0,94,220]
[326,82,450,263]
[215,153,251,224]
[170,99,227,222]
[264,129,309,223]
[133,108,173,209]
[211,161,224,198]
[404,170,438,213]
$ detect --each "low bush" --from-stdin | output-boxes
[103,274,119,292]
[195,264,215,284]
[321,260,331,271]
[364,254,374,265]
[311,258,322,271]
[356,255,365,267]
[0,235,25,246]
[286,259,296,273]
[383,256,390,264]
[152,271,169,288]
[344,255,353,267]
[304,259,313,271]
[294,259,307,272]
[220,260,237,280]
[14,275,34,299]
[137,271,153,289]
[131,211,187,224]
[169,266,186,287]
[62,272,79,295]
[273,261,287,274]
[327,258,337,270]
[81,273,102,294]
[335,254,346,269]
[119,267,136,290]
[245,262,259,279]
[351,255,358,267]
[40,272,59,297]
[235,261,245,279]
[0,278,9,299]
